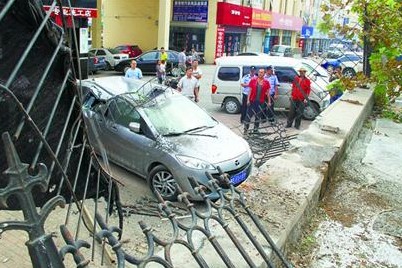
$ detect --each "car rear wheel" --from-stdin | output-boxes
[105,61,112,71]
[303,101,320,120]
[342,67,356,78]
[149,165,178,201]
[224,97,241,114]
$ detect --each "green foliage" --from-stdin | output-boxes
[382,106,402,123]
[320,0,402,111]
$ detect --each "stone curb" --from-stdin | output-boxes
[257,86,375,261]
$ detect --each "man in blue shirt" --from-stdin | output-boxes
[240,66,256,123]
[264,65,279,123]
[125,60,143,79]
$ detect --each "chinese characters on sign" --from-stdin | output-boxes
[173,0,208,23]
[251,9,271,28]
[215,27,225,59]
[216,2,252,27]
[43,6,98,18]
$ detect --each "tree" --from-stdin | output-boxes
[318,0,402,113]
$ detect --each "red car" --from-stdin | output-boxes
[114,44,142,58]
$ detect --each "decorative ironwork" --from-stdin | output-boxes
[0,132,66,267]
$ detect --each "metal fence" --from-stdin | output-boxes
[0,1,297,267]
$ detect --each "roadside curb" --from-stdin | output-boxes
[256,86,375,259]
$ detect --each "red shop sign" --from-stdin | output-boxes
[216,2,252,27]
[43,6,98,18]
[215,27,225,59]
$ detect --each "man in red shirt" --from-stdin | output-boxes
[286,67,311,130]
[244,68,271,134]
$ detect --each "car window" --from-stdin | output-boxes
[242,66,265,76]
[168,52,178,61]
[274,67,296,83]
[218,67,240,81]
[108,48,121,54]
[115,46,126,51]
[89,49,96,55]
[131,46,138,50]
[140,52,158,61]
[107,97,141,128]
[272,45,286,53]
[97,50,106,56]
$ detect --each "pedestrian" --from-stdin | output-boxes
[178,47,187,75]
[191,59,202,97]
[191,47,199,62]
[263,65,279,124]
[160,47,168,62]
[155,59,164,84]
[244,68,271,134]
[286,67,311,130]
[240,66,256,123]
[125,60,143,79]
[328,65,344,104]
[177,66,200,102]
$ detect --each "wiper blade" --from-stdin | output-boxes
[162,132,184,137]
[184,125,214,134]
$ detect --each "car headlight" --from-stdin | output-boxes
[176,155,216,170]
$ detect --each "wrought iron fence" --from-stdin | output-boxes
[0,1,297,267]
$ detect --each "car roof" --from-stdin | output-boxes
[81,76,176,106]
[215,55,301,67]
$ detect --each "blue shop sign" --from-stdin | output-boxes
[301,26,314,38]
[173,0,208,23]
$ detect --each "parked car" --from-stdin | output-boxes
[270,45,302,58]
[87,53,107,74]
[114,49,189,75]
[114,44,143,58]
[321,53,362,73]
[237,52,269,56]
[89,48,129,70]
[81,77,253,200]
[211,55,330,120]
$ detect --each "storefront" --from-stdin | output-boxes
[215,2,252,57]
[270,12,303,49]
[250,8,271,53]
[169,0,208,52]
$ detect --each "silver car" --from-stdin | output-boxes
[81,77,252,200]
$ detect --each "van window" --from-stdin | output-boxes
[242,66,265,76]
[275,67,297,83]
[218,67,240,81]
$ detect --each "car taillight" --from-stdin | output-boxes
[212,84,217,94]
[93,57,99,64]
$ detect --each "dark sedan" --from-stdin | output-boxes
[321,53,362,72]
[114,49,183,75]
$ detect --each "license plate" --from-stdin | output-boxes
[230,170,247,185]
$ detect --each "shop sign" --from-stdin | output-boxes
[271,12,302,31]
[251,8,271,28]
[172,0,208,23]
[215,27,225,59]
[43,6,97,18]
[216,2,252,27]
[301,26,314,38]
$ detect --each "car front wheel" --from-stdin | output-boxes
[224,97,241,114]
[149,165,178,201]
[342,67,356,78]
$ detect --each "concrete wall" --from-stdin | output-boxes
[103,0,159,50]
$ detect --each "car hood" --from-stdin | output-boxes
[158,123,250,164]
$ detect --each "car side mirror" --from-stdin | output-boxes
[129,122,140,133]
[138,57,143,61]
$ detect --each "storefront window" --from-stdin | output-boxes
[282,30,292,46]
[224,33,241,56]
[170,27,205,52]
[269,29,280,50]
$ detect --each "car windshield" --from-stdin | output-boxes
[108,48,121,54]
[142,95,218,136]
[272,46,286,53]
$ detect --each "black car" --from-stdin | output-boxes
[114,49,183,75]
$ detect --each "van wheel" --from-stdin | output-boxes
[149,165,178,201]
[224,97,241,114]
[303,101,320,120]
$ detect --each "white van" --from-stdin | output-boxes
[211,55,331,120]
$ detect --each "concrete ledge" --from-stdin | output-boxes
[257,86,375,254]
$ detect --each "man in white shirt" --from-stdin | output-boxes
[178,47,187,74]
[177,67,200,102]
